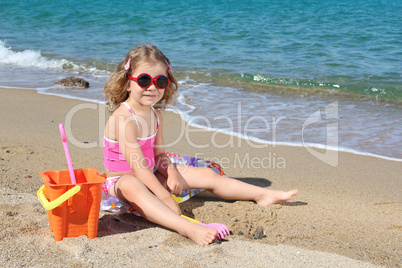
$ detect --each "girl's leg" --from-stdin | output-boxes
[112,175,218,245]
[176,165,298,206]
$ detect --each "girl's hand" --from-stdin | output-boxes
[167,171,186,195]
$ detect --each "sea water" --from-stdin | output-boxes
[0,0,401,161]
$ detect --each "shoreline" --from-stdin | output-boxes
[6,86,402,162]
[1,87,401,267]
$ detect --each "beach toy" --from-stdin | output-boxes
[180,214,230,240]
[59,123,76,184]
[36,122,105,241]
[37,168,106,241]
[37,184,81,211]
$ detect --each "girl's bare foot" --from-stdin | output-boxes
[256,189,298,206]
[179,222,218,245]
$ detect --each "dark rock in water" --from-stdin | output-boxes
[55,77,89,88]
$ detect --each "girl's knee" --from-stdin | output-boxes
[116,175,144,196]
[202,167,219,177]
[197,167,223,189]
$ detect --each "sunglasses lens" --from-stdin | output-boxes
[137,74,152,88]
[156,76,169,89]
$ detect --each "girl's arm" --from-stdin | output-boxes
[117,112,180,214]
[154,110,187,195]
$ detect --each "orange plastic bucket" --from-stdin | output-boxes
[38,168,106,241]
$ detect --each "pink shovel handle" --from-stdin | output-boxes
[59,123,76,184]
[199,222,230,240]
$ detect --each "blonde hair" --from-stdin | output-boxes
[104,42,178,111]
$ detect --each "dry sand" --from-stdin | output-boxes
[0,87,401,267]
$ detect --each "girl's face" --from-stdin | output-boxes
[127,61,166,108]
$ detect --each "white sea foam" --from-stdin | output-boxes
[0,40,110,77]
[177,93,196,112]
[0,40,79,70]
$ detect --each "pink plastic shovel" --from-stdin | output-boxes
[180,214,230,240]
[200,222,230,240]
[59,123,76,184]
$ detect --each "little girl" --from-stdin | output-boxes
[103,42,298,245]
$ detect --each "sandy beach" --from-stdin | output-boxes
[0,87,401,267]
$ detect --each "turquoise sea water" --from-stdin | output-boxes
[0,0,401,160]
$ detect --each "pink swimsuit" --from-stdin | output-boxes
[103,102,159,172]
